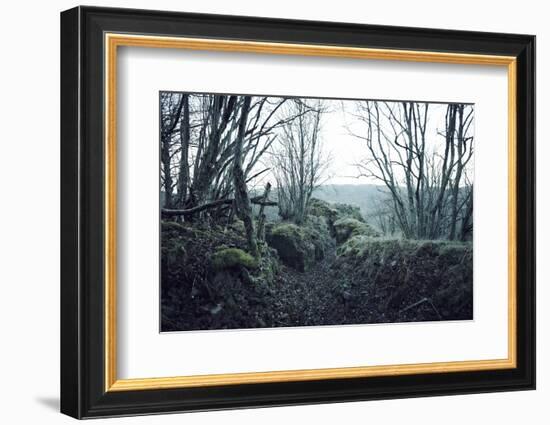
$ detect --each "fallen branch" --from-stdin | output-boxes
[398,297,442,320]
[252,200,277,206]
[162,199,232,217]
[162,196,276,217]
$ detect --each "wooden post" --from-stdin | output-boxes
[256,182,272,241]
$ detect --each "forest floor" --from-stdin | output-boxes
[268,246,340,327]
[160,199,473,332]
[268,246,443,328]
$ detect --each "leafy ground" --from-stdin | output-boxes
[161,199,473,332]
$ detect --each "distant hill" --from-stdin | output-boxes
[313,184,390,217]
[162,184,391,223]
[250,184,390,223]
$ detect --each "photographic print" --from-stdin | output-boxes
[160,92,474,332]
[61,9,535,417]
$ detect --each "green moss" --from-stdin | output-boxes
[266,223,315,272]
[336,234,370,257]
[161,220,211,240]
[161,221,187,233]
[334,237,473,320]
[228,219,245,234]
[337,237,472,262]
[303,216,334,260]
[307,198,338,220]
[256,246,280,284]
[271,223,305,239]
[438,241,472,257]
[333,217,379,243]
[211,248,258,271]
[333,203,364,222]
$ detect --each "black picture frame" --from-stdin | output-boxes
[61,5,535,419]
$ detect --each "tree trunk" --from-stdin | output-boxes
[176,94,190,208]
[161,135,173,209]
[459,186,474,241]
[191,95,237,208]
[449,105,465,240]
[232,97,258,257]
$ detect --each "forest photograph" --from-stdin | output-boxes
[159,91,474,332]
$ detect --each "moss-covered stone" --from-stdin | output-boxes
[304,215,334,260]
[333,217,379,244]
[308,198,339,222]
[227,219,245,234]
[333,203,364,222]
[161,218,285,331]
[307,198,367,238]
[266,223,316,272]
[211,248,258,271]
[270,223,302,239]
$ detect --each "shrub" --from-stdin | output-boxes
[308,198,339,222]
[307,198,368,239]
[161,221,187,233]
[160,220,281,331]
[211,248,258,271]
[333,217,379,244]
[334,238,473,321]
[332,203,364,222]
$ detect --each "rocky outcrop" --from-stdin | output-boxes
[266,223,316,272]
[333,217,379,244]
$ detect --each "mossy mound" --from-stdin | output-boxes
[227,219,245,234]
[211,248,257,271]
[332,203,364,222]
[303,215,334,260]
[333,217,379,244]
[308,198,339,222]
[308,198,364,222]
[161,221,188,232]
[160,220,280,331]
[266,223,316,272]
[307,198,367,238]
[334,238,473,321]
[336,234,374,257]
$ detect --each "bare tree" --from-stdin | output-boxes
[190,95,239,209]
[272,100,330,224]
[160,93,294,221]
[175,94,190,208]
[447,104,474,240]
[349,100,474,240]
[368,195,398,236]
[160,93,184,208]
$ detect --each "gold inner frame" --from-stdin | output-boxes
[104,33,518,392]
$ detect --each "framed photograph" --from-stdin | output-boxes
[60,6,535,419]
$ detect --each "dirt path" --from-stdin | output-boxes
[269,242,397,327]
[271,246,362,326]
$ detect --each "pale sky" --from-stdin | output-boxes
[251,99,469,189]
